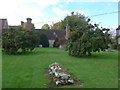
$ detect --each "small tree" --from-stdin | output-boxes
[38,33,49,47]
[51,22,62,29]
[41,24,50,29]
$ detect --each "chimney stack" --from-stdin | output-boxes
[26,18,32,23]
[26,18,33,30]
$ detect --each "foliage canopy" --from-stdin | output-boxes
[2,28,39,54]
[65,12,112,56]
[41,24,50,29]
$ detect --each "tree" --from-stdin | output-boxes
[61,12,90,31]
[65,12,112,56]
[51,22,62,29]
[2,28,40,54]
[41,24,50,29]
[38,33,49,47]
[67,27,111,56]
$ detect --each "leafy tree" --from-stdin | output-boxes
[65,12,112,56]
[61,12,91,31]
[51,22,62,29]
[66,27,111,56]
[41,24,50,29]
[2,28,39,54]
[38,33,49,47]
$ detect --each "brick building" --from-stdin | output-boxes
[36,24,70,47]
[2,18,70,47]
[0,19,9,32]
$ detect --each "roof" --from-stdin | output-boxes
[0,19,9,32]
[9,26,19,29]
[35,29,66,40]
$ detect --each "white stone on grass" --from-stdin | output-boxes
[55,72,59,77]
[58,67,61,70]
[61,74,69,79]
[49,71,53,74]
[68,79,74,83]
[50,66,54,70]
[60,80,64,83]
[56,81,61,85]
[48,62,76,86]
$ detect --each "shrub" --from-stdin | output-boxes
[53,38,59,47]
[56,38,67,47]
[38,33,49,47]
[2,28,40,54]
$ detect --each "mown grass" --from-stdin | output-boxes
[2,48,118,88]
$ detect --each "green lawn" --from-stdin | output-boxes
[2,48,118,88]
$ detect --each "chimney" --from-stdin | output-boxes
[26,18,33,30]
[66,24,70,39]
[21,21,24,28]
[26,18,32,23]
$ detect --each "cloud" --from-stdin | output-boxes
[0,0,61,26]
[0,0,117,29]
[65,0,119,2]
[34,17,62,29]
[52,7,85,17]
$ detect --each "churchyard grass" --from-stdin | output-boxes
[2,48,118,88]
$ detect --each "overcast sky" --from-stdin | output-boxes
[0,0,119,29]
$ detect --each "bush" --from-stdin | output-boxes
[2,28,40,54]
[38,33,49,47]
[56,38,67,45]
[53,38,59,47]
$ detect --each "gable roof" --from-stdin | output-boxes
[35,29,66,40]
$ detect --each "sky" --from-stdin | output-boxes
[0,0,119,31]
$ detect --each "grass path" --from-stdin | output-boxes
[2,48,118,88]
